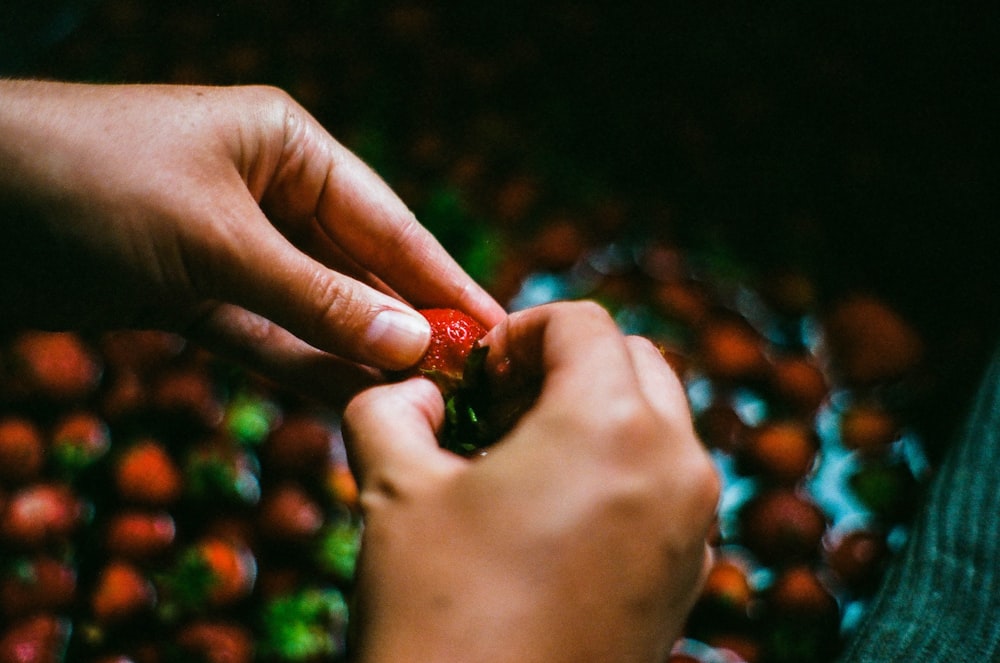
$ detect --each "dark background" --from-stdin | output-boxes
[5,0,998,444]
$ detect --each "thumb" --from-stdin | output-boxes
[342,377,455,491]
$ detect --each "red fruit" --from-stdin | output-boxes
[696,400,747,453]
[768,354,829,414]
[0,556,77,618]
[262,416,336,478]
[114,440,183,506]
[199,539,256,606]
[171,538,256,608]
[411,308,488,393]
[766,565,838,621]
[821,294,924,385]
[176,621,254,663]
[50,411,111,473]
[699,558,755,615]
[149,367,224,430]
[739,489,828,566]
[5,331,102,402]
[697,317,770,383]
[739,420,819,485]
[0,613,72,663]
[257,484,324,542]
[90,560,156,623]
[104,510,176,560]
[839,403,900,455]
[0,417,45,485]
[326,463,359,511]
[824,527,890,594]
[0,483,85,549]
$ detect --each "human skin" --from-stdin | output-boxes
[344,301,721,663]
[0,80,505,406]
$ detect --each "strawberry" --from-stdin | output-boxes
[0,613,72,663]
[90,560,157,624]
[176,621,254,663]
[410,308,488,394]
[104,510,176,560]
[257,483,323,543]
[0,417,45,485]
[114,440,183,507]
[739,489,828,566]
[3,331,102,404]
[737,420,819,485]
[0,555,77,618]
[166,538,257,610]
[50,411,111,476]
[261,416,337,479]
[400,308,527,456]
[0,483,86,550]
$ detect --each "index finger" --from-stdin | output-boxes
[264,107,506,329]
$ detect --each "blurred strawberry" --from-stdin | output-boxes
[824,526,890,595]
[0,613,72,663]
[167,538,256,610]
[0,417,45,486]
[697,316,770,383]
[175,621,254,663]
[3,331,102,403]
[325,463,359,511]
[114,440,183,507]
[738,420,819,485]
[257,484,323,543]
[261,415,337,479]
[0,483,86,550]
[50,411,111,476]
[839,402,900,456]
[183,441,260,507]
[90,560,157,624]
[104,510,176,560]
[0,556,77,618]
[739,489,828,567]
[822,294,924,386]
[148,367,224,432]
[768,354,829,415]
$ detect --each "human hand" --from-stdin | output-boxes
[0,80,504,405]
[343,301,720,662]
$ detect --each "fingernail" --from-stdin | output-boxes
[366,309,431,369]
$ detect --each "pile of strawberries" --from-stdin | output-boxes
[504,240,931,663]
[0,330,360,662]
[0,235,932,663]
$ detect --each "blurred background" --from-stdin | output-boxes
[3,4,999,661]
[4,0,997,447]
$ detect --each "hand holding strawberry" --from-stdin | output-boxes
[343,301,720,662]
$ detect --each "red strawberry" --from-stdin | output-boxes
[0,417,45,485]
[176,621,254,663]
[739,488,828,566]
[168,538,257,609]
[50,411,111,475]
[0,613,72,663]
[262,415,336,479]
[4,331,102,403]
[90,560,157,623]
[410,308,488,394]
[0,483,86,549]
[0,556,77,618]
[257,483,324,542]
[114,440,183,506]
[104,510,176,560]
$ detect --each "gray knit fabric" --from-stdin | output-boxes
[839,341,1000,661]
